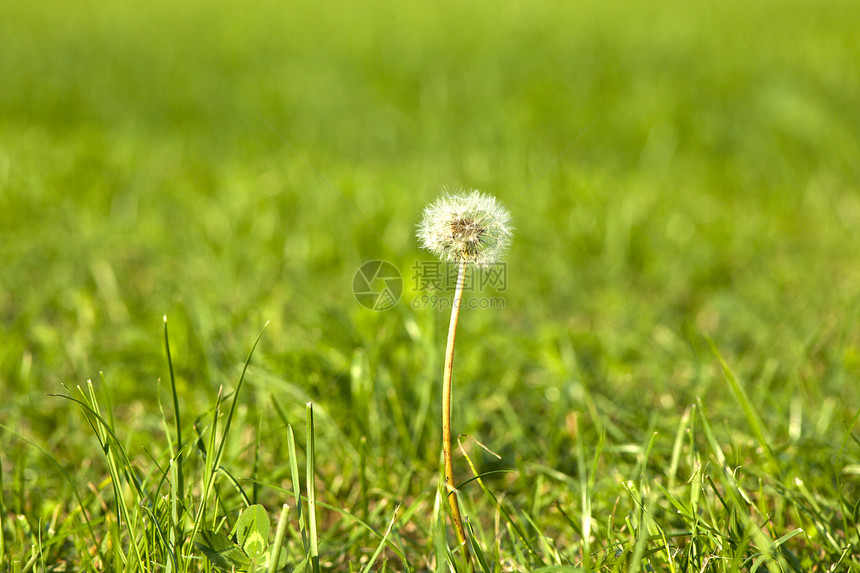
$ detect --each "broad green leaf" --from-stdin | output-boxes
[194,530,250,571]
[238,504,271,558]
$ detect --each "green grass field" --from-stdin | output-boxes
[2,0,859,570]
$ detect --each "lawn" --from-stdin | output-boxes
[1,0,859,570]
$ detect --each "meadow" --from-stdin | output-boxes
[1,0,859,570]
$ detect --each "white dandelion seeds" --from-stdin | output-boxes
[417,189,513,268]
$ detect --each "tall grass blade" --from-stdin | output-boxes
[430,483,457,572]
[668,407,691,490]
[459,441,540,564]
[269,503,290,573]
[306,402,321,573]
[464,518,491,573]
[286,423,308,552]
[79,380,146,571]
[707,337,780,473]
[168,459,179,573]
[163,315,185,497]
[359,505,400,573]
[577,430,604,572]
[189,323,268,566]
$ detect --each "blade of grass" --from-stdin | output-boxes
[0,424,102,570]
[59,382,144,498]
[250,479,415,568]
[188,323,268,568]
[268,503,290,573]
[622,482,657,573]
[464,518,492,573]
[80,380,146,571]
[430,483,457,573]
[359,435,369,520]
[306,402,320,573]
[286,423,308,553]
[163,315,185,498]
[217,466,251,508]
[576,430,604,572]
[253,413,262,506]
[668,406,691,490]
[359,505,400,573]
[749,528,803,572]
[169,458,180,573]
[459,440,541,564]
[707,337,780,473]
[697,397,783,573]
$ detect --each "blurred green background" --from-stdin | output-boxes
[1,0,859,565]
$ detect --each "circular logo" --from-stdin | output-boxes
[352,260,403,311]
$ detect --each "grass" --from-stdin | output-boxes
[1,0,859,570]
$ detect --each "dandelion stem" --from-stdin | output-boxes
[442,259,471,565]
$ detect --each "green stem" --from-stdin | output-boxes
[163,316,184,497]
[442,260,472,566]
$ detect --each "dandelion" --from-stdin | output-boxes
[417,190,512,268]
[417,189,512,567]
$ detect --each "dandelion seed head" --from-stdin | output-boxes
[417,189,513,267]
